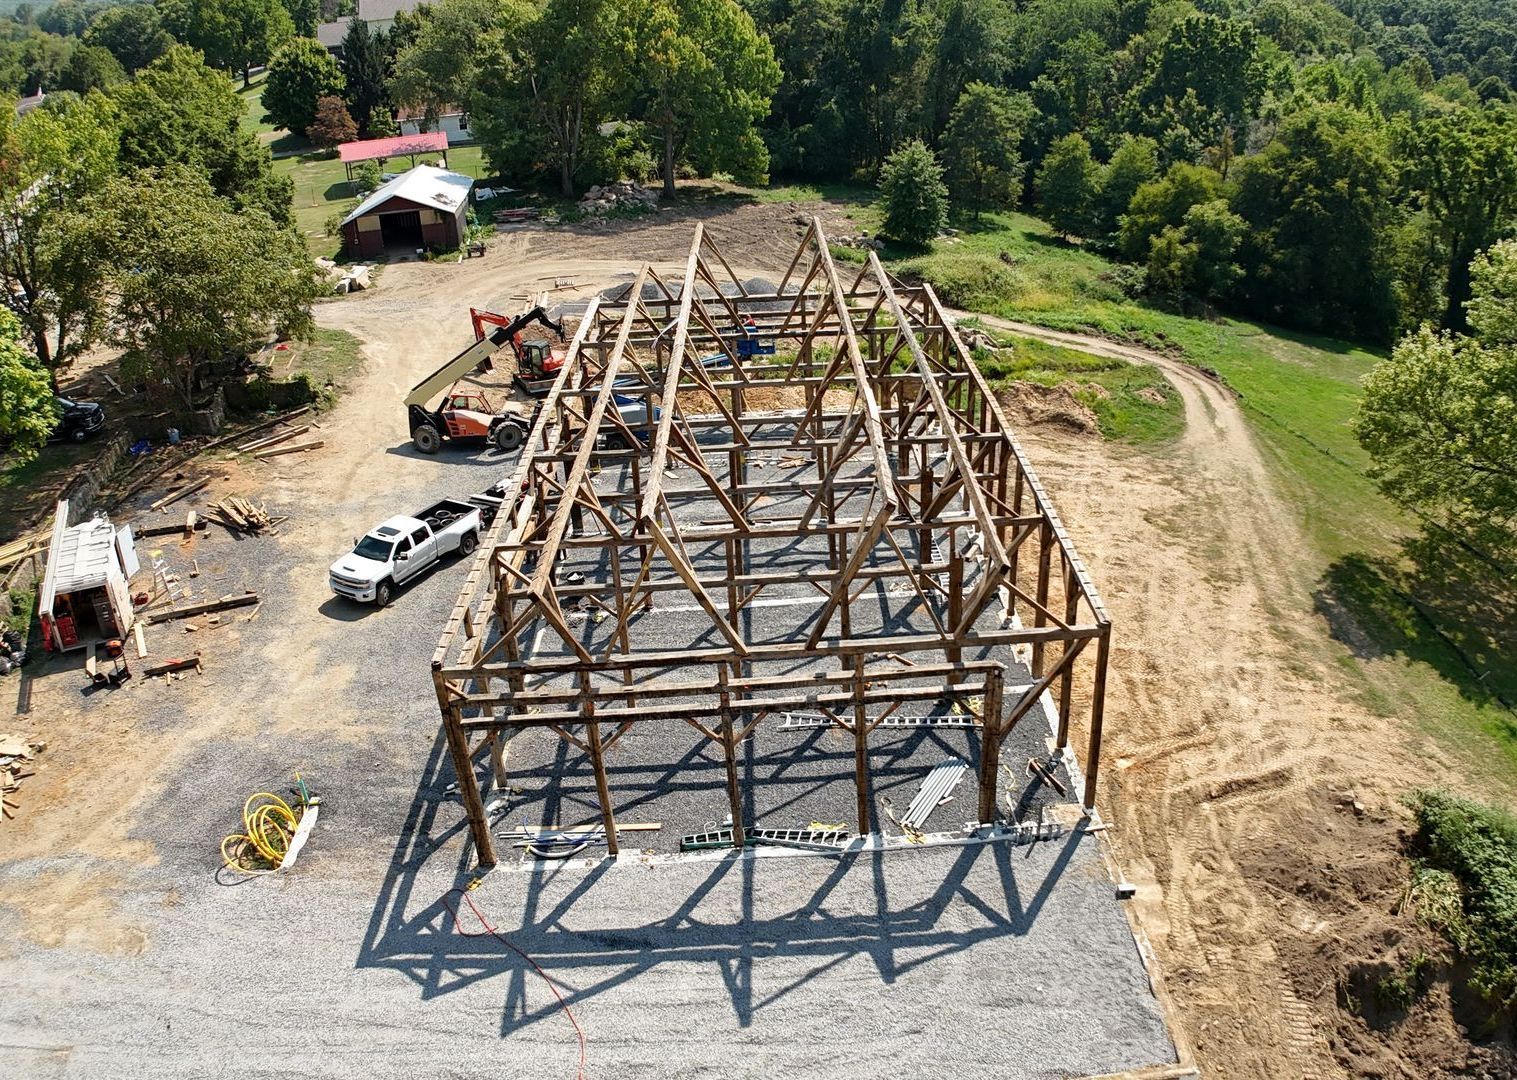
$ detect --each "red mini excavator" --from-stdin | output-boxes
[469,306,568,385]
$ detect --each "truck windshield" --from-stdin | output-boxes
[354,535,395,561]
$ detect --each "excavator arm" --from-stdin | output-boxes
[469,305,565,346]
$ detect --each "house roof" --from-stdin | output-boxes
[316,19,348,48]
[396,103,463,122]
[337,131,449,164]
[341,164,473,225]
[357,0,419,21]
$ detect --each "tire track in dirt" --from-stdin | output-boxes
[963,314,1439,1077]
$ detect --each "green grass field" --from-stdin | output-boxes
[777,187,1517,786]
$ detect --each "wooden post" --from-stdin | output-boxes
[852,655,870,835]
[947,528,963,665]
[977,666,1004,823]
[581,671,620,855]
[1081,627,1111,812]
[719,668,745,849]
[1030,520,1053,677]
[440,695,497,866]
[1056,562,1081,750]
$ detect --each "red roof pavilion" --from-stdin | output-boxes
[337,132,450,179]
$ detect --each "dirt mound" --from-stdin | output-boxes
[997,381,1099,436]
[1244,792,1517,1079]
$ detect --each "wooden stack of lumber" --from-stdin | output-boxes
[0,733,42,820]
[493,207,540,223]
[0,530,48,579]
[211,496,284,535]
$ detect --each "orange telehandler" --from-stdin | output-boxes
[403,306,564,454]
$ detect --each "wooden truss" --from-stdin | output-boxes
[430,219,1112,867]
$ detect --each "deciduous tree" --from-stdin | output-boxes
[1036,132,1098,240]
[264,35,344,134]
[1356,325,1517,554]
[1118,162,1224,261]
[1231,104,1398,340]
[159,0,294,87]
[307,93,356,147]
[92,166,321,411]
[0,307,55,462]
[471,0,626,196]
[1408,106,1517,332]
[0,90,119,386]
[114,46,293,224]
[1093,135,1158,245]
[83,4,173,72]
[58,44,125,93]
[390,0,500,130]
[632,0,780,197]
[942,82,1032,220]
[1468,239,1517,343]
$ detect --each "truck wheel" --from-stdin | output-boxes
[375,580,393,607]
[493,423,524,452]
[68,427,89,443]
[413,425,441,454]
[459,531,478,556]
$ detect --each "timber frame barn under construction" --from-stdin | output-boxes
[430,219,1112,867]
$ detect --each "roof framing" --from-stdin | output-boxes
[430,219,1113,867]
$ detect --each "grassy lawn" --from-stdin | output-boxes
[279,144,491,258]
[236,73,273,137]
[967,326,1184,446]
[747,182,1517,785]
[270,327,367,400]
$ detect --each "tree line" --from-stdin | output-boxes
[0,0,1512,549]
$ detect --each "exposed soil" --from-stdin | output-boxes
[996,381,1099,436]
[978,315,1515,1079]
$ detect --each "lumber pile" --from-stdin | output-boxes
[493,207,540,224]
[210,497,283,535]
[253,438,323,460]
[0,733,44,820]
[238,424,310,454]
[0,530,48,573]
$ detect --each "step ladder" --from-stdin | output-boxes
[149,552,186,605]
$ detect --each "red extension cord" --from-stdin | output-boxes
[443,888,588,1079]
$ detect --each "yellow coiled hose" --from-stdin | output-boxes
[221,792,301,873]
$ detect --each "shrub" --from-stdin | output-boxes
[880,139,948,247]
[352,161,383,194]
[1410,790,1517,1015]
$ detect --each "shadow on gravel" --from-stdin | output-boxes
[383,442,517,465]
[356,729,1083,1032]
[318,596,379,622]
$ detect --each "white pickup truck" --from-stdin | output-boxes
[329,498,483,606]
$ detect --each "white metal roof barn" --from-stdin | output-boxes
[339,164,473,259]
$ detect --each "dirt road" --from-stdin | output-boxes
[970,315,1483,1077]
